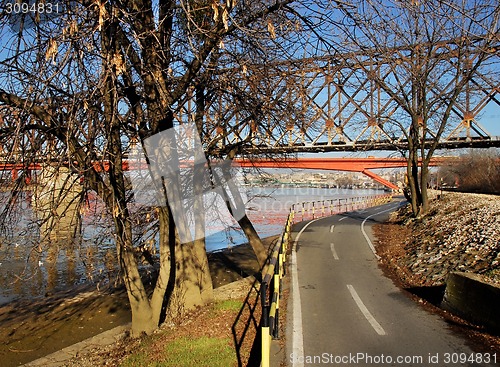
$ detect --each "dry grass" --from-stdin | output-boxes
[63,278,263,366]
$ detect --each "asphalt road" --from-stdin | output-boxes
[286,201,498,367]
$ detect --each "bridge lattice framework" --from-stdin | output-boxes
[175,39,500,154]
[1,38,500,160]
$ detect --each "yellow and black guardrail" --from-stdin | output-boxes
[259,193,392,367]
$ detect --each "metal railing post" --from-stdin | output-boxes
[261,281,270,367]
[273,254,281,339]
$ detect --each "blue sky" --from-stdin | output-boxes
[479,103,500,136]
[1,1,499,154]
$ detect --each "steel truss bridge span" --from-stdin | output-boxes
[179,38,500,154]
[1,38,500,158]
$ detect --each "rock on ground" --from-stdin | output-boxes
[383,191,500,287]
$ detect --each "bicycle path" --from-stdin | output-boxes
[286,201,498,367]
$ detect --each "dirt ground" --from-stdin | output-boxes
[63,275,265,367]
[0,237,278,367]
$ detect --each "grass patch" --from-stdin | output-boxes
[121,352,150,367]
[213,299,244,312]
[119,299,252,367]
[161,336,234,367]
[121,336,234,367]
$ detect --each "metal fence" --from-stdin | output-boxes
[290,194,394,222]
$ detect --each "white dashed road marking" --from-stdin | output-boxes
[347,284,387,336]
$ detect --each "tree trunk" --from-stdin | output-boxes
[224,171,268,267]
[99,9,159,336]
[107,124,158,336]
[159,203,213,320]
[406,150,421,217]
[238,214,268,268]
[193,161,214,304]
[150,126,213,320]
[149,206,173,327]
[420,160,430,214]
[115,214,158,336]
[192,109,214,303]
[406,120,425,217]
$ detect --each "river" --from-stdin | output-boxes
[0,186,384,304]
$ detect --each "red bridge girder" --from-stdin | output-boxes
[0,157,450,190]
[235,157,449,190]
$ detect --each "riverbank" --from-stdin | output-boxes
[0,236,277,367]
[374,191,500,352]
[376,191,499,287]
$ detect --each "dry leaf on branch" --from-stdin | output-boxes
[45,39,58,63]
[267,21,276,39]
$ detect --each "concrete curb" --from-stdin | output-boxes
[22,323,130,366]
[442,272,500,333]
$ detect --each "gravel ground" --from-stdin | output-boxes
[383,191,500,287]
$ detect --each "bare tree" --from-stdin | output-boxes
[334,0,500,216]
[0,0,346,335]
[439,149,500,194]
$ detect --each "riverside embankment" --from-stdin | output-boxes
[377,191,499,287]
[375,191,500,351]
[0,240,268,367]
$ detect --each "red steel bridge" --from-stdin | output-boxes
[236,157,450,190]
[1,37,499,188]
[0,157,451,190]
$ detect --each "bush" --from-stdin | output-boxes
[438,150,500,194]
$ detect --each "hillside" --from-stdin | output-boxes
[376,191,500,287]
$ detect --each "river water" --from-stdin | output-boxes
[0,186,384,304]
